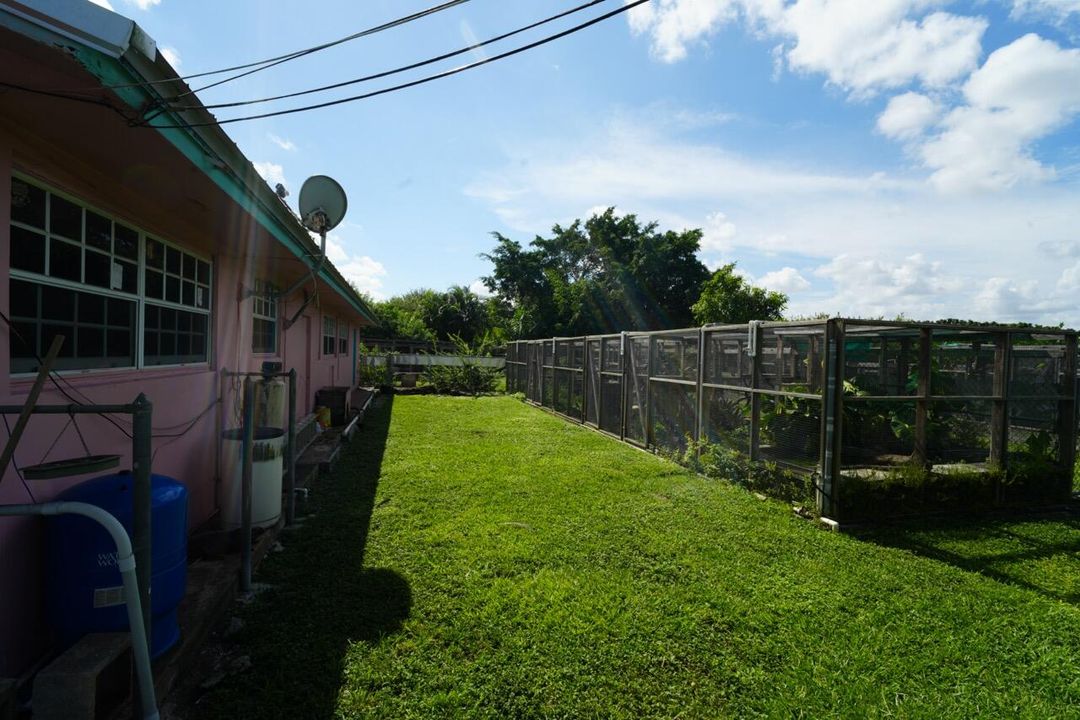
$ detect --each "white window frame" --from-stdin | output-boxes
[252,278,279,355]
[8,172,214,376]
[323,315,337,357]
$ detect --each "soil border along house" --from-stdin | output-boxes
[0,0,375,682]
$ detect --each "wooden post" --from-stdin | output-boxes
[1057,334,1077,500]
[913,328,931,467]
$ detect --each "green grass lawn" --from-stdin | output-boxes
[195,395,1080,719]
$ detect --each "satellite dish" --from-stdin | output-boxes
[298,175,347,234]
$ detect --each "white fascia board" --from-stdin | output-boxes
[0,0,155,60]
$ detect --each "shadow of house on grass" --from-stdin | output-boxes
[195,395,409,720]
[853,513,1080,606]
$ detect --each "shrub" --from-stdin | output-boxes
[422,363,500,396]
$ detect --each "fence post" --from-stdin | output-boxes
[1057,333,1077,500]
[620,331,628,442]
[989,331,1011,473]
[913,327,931,467]
[749,322,762,461]
[818,320,843,520]
[696,327,706,450]
[646,334,655,447]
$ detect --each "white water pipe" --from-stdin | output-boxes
[0,502,159,720]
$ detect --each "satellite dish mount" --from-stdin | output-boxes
[280,175,350,329]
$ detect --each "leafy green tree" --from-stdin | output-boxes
[482,208,709,336]
[692,263,788,325]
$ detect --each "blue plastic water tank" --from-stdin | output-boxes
[46,472,188,658]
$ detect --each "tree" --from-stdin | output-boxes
[482,208,709,337]
[692,263,788,325]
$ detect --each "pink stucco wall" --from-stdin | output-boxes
[0,120,365,675]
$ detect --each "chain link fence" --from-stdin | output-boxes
[505,319,1078,523]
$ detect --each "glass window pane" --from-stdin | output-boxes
[108,298,133,327]
[182,281,195,306]
[145,269,163,299]
[10,279,37,318]
[78,293,105,324]
[77,327,105,358]
[182,253,196,280]
[11,226,46,274]
[11,178,46,228]
[85,250,111,288]
[197,260,210,284]
[144,304,159,328]
[42,324,75,358]
[114,224,138,260]
[41,285,75,320]
[49,238,81,281]
[85,211,111,251]
[107,329,131,359]
[117,260,137,294]
[146,238,164,269]
[165,275,180,303]
[143,330,158,356]
[166,246,181,274]
[161,308,176,331]
[49,195,82,240]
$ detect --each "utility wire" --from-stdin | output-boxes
[162,0,609,113]
[175,0,474,100]
[77,0,472,95]
[0,80,136,123]
[147,0,651,129]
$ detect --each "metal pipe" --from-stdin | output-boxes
[239,377,255,593]
[286,369,297,526]
[0,502,160,720]
[130,394,153,649]
[279,228,327,301]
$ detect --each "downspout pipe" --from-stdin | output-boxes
[0,502,160,720]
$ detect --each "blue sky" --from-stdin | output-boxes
[93,0,1080,325]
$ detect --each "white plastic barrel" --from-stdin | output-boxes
[220,427,284,529]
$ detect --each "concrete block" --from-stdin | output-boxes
[33,633,132,720]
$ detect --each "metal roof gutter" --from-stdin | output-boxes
[0,0,377,325]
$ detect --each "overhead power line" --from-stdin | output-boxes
[147,0,652,129]
[72,0,472,94]
[174,0,474,100]
[163,0,609,114]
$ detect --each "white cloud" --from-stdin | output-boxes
[1011,0,1080,23]
[469,279,492,297]
[324,233,387,299]
[877,91,940,140]
[268,133,297,152]
[468,114,1080,325]
[159,45,180,69]
[88,0,115,10]
[124,0,161,9]
[253,161,286,188]
[628,1,987,95]
[919,34,1080,192]
[700,211,736,252]
[812,253,964,318]
[759,266,810,292]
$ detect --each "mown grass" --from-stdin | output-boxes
[195,395,1080,719]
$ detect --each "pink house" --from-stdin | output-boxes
[0,0,376,677]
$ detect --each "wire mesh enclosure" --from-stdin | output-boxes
[504,319,1078,523]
